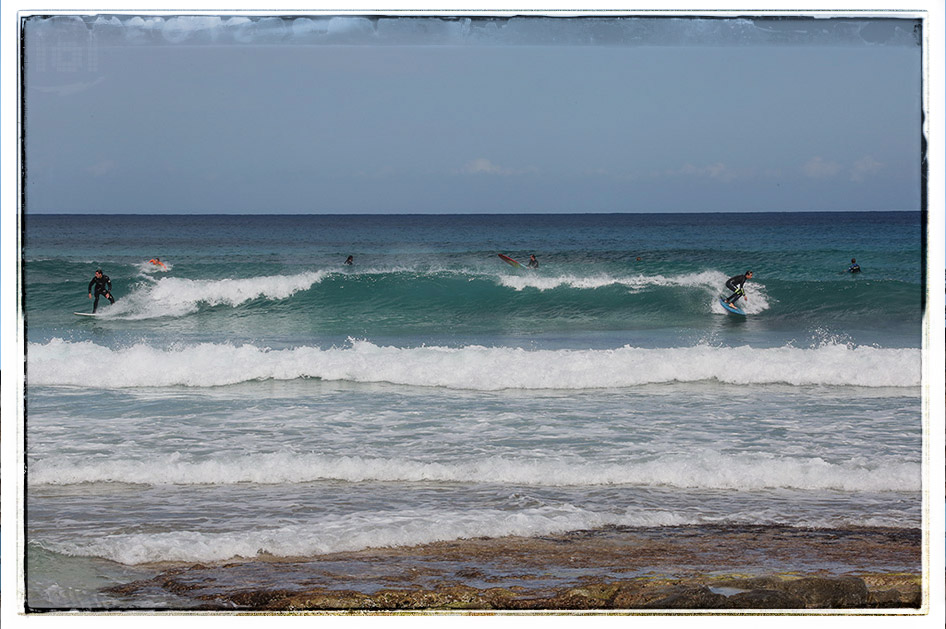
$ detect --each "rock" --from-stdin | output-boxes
[780,576,870,608]
[557,583,621,608]
[643,585,730,609]
[612,582,729,609]
[725,589,806,609]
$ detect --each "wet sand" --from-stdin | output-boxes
[106,524,923,612]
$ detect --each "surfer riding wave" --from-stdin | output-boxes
[723,270,752,307]
[88,269,115,313]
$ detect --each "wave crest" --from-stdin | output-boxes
[29,451,918,493]
[28,339,919,389]
[102,271,327,319]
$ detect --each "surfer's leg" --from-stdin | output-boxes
[92,292,101,313]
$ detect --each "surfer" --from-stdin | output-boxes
[149,257,167,270]
[848,258,861,273]
[345,255,354,265]
[527,254,539,269]
[87,269,115,313]
[723,270,752,307]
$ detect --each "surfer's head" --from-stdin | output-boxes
[745,270,753,278]
[95,269,102,276]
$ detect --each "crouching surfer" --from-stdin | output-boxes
[723,270,752,307]
[88,269,115,313]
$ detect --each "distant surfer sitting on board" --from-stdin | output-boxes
[848,258,860,273]
[88,269,115,313]
[345,255,354,265]
[723,270,752,307]
[527,254,539,269]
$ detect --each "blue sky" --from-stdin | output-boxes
[23,14,923,214]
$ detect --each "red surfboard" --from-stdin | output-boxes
[498,253,522,268]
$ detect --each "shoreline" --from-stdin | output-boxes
[96,524,923,613]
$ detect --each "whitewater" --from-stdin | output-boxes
[29,338,919,389]
[23,212,924,608]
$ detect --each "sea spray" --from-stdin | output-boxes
[103,271,328,319]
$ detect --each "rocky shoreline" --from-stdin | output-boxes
[104,524,923,613]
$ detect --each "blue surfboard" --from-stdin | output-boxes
[719,297,746,316]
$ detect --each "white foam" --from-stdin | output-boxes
[498,270,771,313]
[29,450,919,493]
[498,270,727,292]
[43,490,918,565]
[27,339,920,389]
[40,505,694,565]
[101,271,326,319]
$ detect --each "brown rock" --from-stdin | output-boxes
[725,589,806,609]
[643,585,730,609]
[780,576,870,608]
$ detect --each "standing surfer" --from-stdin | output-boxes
[527,254,539,269]
[88,269,115,313]
[723,270,752,307]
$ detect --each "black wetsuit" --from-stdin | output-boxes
[88,274,115,313]
[724,274,749,305]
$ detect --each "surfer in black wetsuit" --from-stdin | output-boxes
[848,258,861,273]
[723,270,752,307]
[88,269,115,313]
[527,254,539,269]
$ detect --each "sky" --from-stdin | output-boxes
[19,14,927,214]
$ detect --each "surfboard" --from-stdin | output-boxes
[498,253,522,268]
[719,297,746,316]
[74,312,99,317]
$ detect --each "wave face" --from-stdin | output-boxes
[27,339,920,389]
[24,212,924,350]
[24,265,923,352]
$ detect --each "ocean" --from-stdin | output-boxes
[22,211,925,609]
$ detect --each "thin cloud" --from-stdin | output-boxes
[802,156,842,179]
